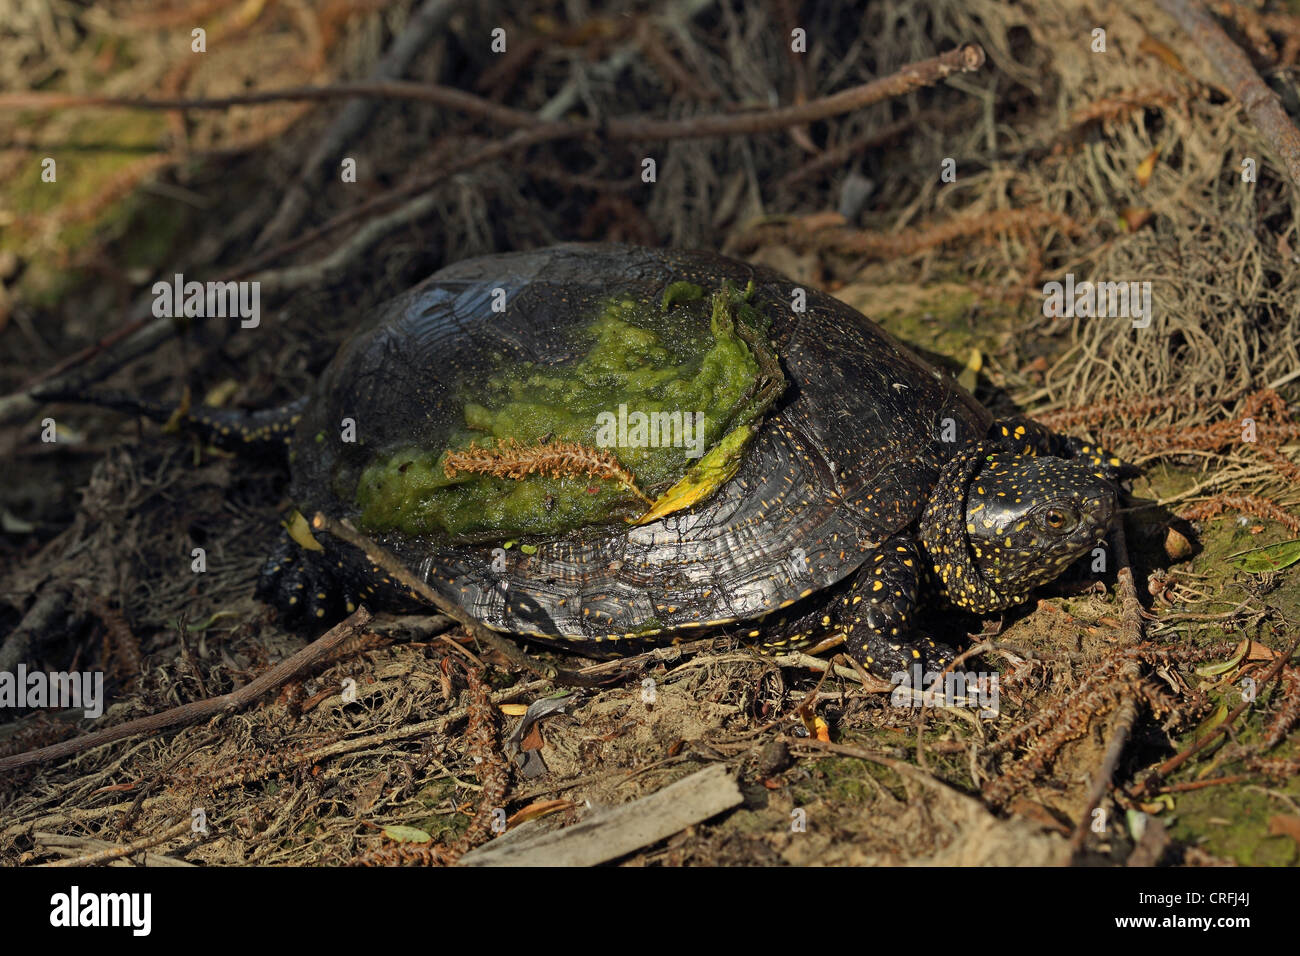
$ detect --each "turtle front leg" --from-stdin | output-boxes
[256,530,432,628]
[837,536,956,675]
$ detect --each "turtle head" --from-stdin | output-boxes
[919,448,1115,613]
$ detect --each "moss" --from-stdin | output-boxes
[355,283,783,540]
[3,111,186,309]
[1180,491,1300,628]
[414,779,473,842]
[835,281,996,367]
[1165,727,1300,865]
[791,755,901,805]
[1136,462,1300,863]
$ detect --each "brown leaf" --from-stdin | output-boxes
[1136,148,1160,187]
[507,799,580,827]
[1268,815,1300,847]
[1119,207,1154,232]
[1236,638,1279,662]
[1139,36,1188,75]
[520,723,545,752]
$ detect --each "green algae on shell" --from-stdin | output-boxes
[353,282,785,540]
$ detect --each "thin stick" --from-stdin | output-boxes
[606,43,986,140]
[1069,520,1145,856]
[1135,632,1300,792]
[42,817,195,868]
[0,82,538,127]
[0,608,372,774]
[0,44,985,143]
[1157,0,1300,186]
[1156,774,1251,793]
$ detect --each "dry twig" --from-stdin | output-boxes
[1069,521,1145,856]
[1158,0,1300,186]
[0,608,373,774]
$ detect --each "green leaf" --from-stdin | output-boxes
[183,611,237,632]
[382,825,431,844]
[1231,539,1300,573]
[1191,702,1228,739]
[1195,646,1246,678]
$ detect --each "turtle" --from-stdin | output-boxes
[55,244,1121,676]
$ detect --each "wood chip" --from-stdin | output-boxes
[457,763,742,866]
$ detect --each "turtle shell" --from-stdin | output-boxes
[290,244,991,641]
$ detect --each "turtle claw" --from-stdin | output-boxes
[850,630,959,679]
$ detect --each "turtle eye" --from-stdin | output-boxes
[1040,506,1077,532]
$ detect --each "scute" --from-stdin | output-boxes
[288,244,991,638]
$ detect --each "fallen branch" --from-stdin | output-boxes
[0,44,984,144]
[42,818,195,868]
[1158,0,1300,186]
[2,44,986,424]
[0,608,372,774]
[310,512,600,688]
[234,43,986,276]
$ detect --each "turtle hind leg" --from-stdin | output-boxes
[837,536,957,676]
[255,530,430,628]
[255,533,360,628]
[38,387,306,461]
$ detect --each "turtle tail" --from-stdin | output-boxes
[37,387,307,460]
